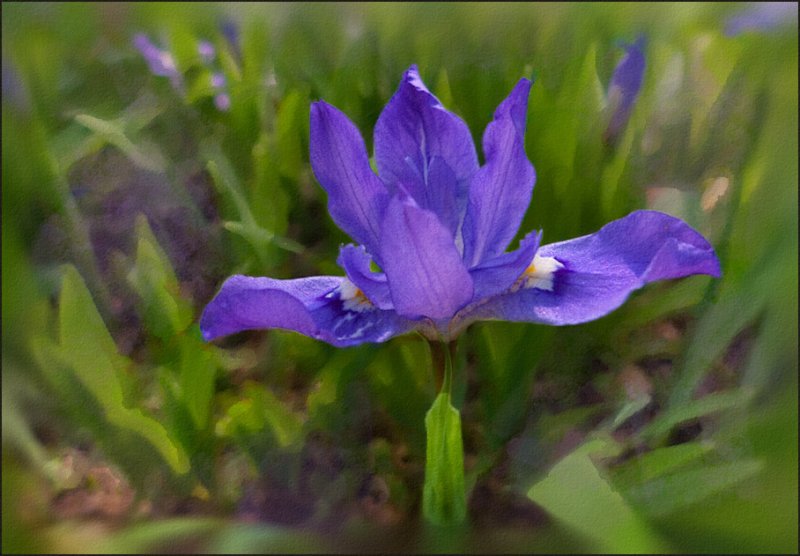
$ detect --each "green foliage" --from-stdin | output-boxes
[129,216,194,339]
[528,438,668,553]
[35,266,189,477]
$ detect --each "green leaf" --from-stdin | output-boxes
[641,388,754,443]
[74,113,164,172]
[623,459,764,518]
[178,329,218,430]
[58,265,189,474]
[528,438,669,553]
[206,154,304,265]
[423,392,466,526]
[217,383,303,450]
[128,216,193,339]
[668,272,769,407]
[612,441,714,489]
[274,89,306,179]
[610,395,651,429]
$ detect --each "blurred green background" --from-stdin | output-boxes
[2,2,797,553]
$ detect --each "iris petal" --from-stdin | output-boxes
[606,36,646,142]
[310,101,389,259]
[200,275,411,347]
[380,195,474,320]
[462,78,535,268]
[374,65,478,229]
[469,230,542,300]
[337,244,394,310]
[464,211,720,326]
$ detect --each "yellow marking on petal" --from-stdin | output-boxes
[340,279,375,312]
[513,255,564,292]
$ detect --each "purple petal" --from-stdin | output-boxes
[380,195,474,320]
[469,230,541,300]
[310,101,390,259]
[200,275,411,347]
[422,156,460,236]
[725,2,798,36]
[461,78,535,268]
[337,244,393,310]
[198,40,216,63]
[214,93,231,112]
[211,72,226,89]
[606,36,646,142]
[133,34,178,78]
[220,19,242,61]
[464,211,720,326]
[374,65,478,227]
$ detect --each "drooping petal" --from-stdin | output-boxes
[337,244,393,310]
[469,230,541,300]
[310,101,390,258]
[380,195,474,320]
[605,36,646,142]
[463,210,720,326]
[374,65,478,226]
[462,78,535,268]
[200,275,412,347]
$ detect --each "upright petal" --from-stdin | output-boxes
[310,101,390,258]
[605,36,646,142]
[462,78,535,268]
[463,210,720,326]
[380,195,474,320]
[337,244,393,310]
[374,65,478,226]
[200,274,412,347]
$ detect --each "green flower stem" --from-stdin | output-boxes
[422,341,466,526]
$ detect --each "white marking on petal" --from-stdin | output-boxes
[339,278,375,312]
[512,255,564,292]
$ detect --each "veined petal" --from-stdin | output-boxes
[337,244,393,310]
[463,210,720,326]
[381,195,474,320]
[423,156,460,236]
[310,101,389,259]
[374,65,478,226]
[469,230,541,300]
[462,78,535,268]
[200,275,412,347]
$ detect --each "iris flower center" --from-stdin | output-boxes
[513,255,564,292]
[339,279,374,312]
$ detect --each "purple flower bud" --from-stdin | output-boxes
[133,33,183,92]
[220,19,242,61]
[214,93,231,112]
[198,40,216,63]
[211,72,226,89]
[605,36,646,143]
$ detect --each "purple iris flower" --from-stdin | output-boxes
[200,65,720,347]
[605,36,646,142]
[211,72,226,89]
[725,2,798,36]
[198,40,216,63]
[133,33,183,92]
[213,93,231,112]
